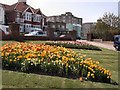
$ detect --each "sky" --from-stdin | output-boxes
[0,0,119,23]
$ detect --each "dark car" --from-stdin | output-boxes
[114,35,120,51]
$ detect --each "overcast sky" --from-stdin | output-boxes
[0,0,119,23]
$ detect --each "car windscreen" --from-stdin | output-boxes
[38,31,43,34]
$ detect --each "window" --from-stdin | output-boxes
[38,31,43,34]
[63,20,65,22]
[17,12,20,18]
[52,17,54,20]
[63,16,65,18]
[52,25,55,28]
[24,12,32,21]
[33,15,41,22]
[58,25,60,28]
[62,25,65,29]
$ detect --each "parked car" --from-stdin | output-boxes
[0,25,9,35]
[114,35,120,51]
[30,28,43,32]
[24,31,47,36]
[59,35,66,38]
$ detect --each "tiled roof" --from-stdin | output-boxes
[14,2,28,12]
[0,3,11,11]
[1,2,43,14]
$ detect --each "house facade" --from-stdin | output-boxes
[1,0,46,33]
[82,22,96,39]
[0,4,5,25]
[47,12,82,38]
[118,1,120,17]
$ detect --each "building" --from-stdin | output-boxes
[118,1,120,16]
[1,0,46,33]
[47,12,82,38]
[47,22,67,36]
[47,12,82,25]
[0,4,5,25]
[82,22,96,39]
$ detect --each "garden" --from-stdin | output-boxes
[1,41,119,88]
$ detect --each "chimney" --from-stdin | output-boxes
[18,0,26,4]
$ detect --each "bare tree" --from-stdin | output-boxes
[102,12,120,29]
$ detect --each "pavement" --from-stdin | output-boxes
[77,40,116,51]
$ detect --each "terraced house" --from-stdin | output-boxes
[0,0,46,33]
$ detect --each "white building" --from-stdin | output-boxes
[82,22,96,39]
[0,4,5,25]
[118,1,120,16]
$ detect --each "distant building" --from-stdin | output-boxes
[0,0,46,33]
[118,1,120,16]
[47,12,82,38]
[47,22,67,36]
[0,4,5,25]
[82,22,96,39]
[47,12,82,25]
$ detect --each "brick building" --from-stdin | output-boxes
[47,12,82,38]
[0,0,46,33]
[47,12,82,25]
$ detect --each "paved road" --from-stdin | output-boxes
[77,40,116,51]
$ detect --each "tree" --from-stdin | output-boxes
[91,12,120,41]
[101,12,120,29]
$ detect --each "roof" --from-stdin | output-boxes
[1,2,43,14]
[0,3,11,11]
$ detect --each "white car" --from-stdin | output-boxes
[59,35,66,38]
[31,28,43,32]
[24,31,47,36]
[0,25,9,35]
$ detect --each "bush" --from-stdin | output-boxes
[1,42,111,83]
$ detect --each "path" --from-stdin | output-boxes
[77,40,116,51]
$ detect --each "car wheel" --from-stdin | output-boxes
[115,46,120,51]
[118,46,120,51]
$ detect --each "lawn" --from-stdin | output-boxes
[1,41,119,88]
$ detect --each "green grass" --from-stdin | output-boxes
[75,48,118,84]
[1,41,119,88]
[2,70,118,88]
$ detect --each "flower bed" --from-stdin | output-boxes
[1,42,111,83]
[45,41,101,51]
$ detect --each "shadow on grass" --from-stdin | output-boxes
[2,68,118,86]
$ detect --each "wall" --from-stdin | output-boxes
[0,4,5,24]
[118,1,120,17]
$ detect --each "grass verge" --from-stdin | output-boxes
[1,41,119,88]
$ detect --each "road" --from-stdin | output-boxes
[77,40,116,51]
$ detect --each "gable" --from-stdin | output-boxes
[35,9,42,15]
[26,8,32,13]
